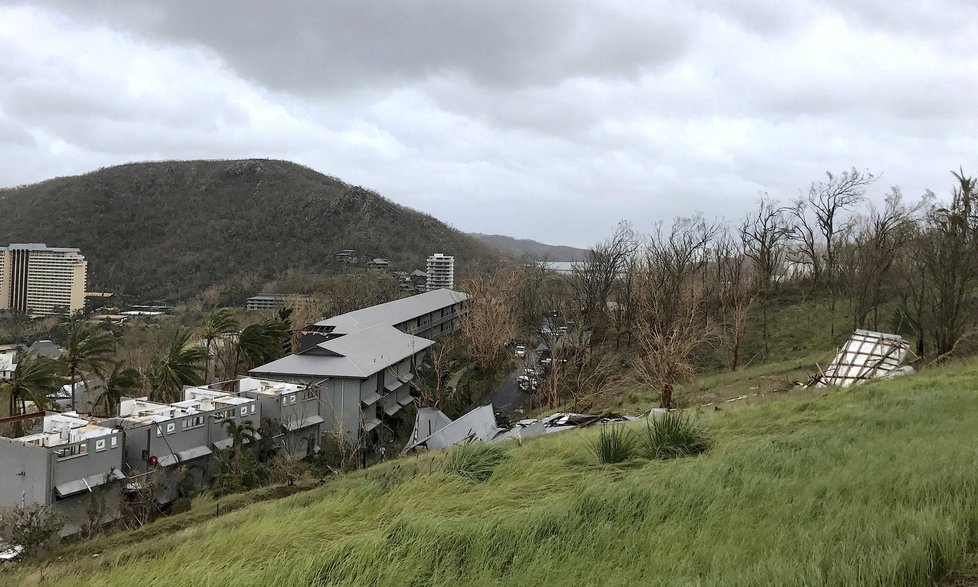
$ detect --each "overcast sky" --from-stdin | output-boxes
[1,1,976,247]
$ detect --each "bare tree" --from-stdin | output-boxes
[790,168,876,286]
[632,281,715,409]
[459,268,520,394]
[739,197,791,355]
[569,221,639,347]
[914,170,978,358]
[631,217,719,408]
[844,188,918,330]
[413,336,457,409]
[713,231,754,371]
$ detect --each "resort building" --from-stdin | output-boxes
[251,289,467,443]
[0,243,88,316]
[425,253,454,291]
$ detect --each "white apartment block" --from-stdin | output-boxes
[0,243,88,316]
[425,253,455,291]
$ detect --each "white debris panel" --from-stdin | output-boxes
[814,329,916,388]
[402,405,505,453]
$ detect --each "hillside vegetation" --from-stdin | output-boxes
[8,359,978,585]
[0,159,501,302]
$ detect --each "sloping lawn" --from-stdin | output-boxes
[7,359,978,585]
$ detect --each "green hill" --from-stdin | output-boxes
[7,358,978,585]
[0,159,501,302]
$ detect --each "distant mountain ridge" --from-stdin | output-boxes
[0,159,501,302]
[468,233,588,262]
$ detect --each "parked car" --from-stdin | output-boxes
[515,344,526,359]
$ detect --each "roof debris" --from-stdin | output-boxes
[809,329,917,388]
[403,404,637,453]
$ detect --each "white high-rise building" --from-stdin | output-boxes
[425,253,455,291]
[0,243,88,316]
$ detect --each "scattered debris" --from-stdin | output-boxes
[402,405,505,453]
[810,329,917,388]
[403,405,639,452]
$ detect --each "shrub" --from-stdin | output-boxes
[641,411,711,459]
[589,423,636,464]
[0,503,65,558]
[444,442,508,482]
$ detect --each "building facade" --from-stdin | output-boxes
[0,243,88,316]
[425,253,454,291]
[252,289,468,444]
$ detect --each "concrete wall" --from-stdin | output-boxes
[51,434,124,494]
[0,438,50,509]
[321,378,362,444]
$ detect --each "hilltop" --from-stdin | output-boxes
[468,233,588,262]
[0,160,501,302]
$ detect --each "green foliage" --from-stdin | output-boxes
[640,411,711,460]
[149,328,207,402]
[588,423,635,464]
[234,320,289,372]
[0,352,64,418]
[443,442,508,482]
[92,363,141,416]
[0,159,502,302]
[62,320,116,411]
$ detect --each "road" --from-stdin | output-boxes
[489,350,536,415]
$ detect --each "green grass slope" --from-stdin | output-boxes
[0,159,500,301]
[8,359,978,585]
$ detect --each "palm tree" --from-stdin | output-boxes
[199,308,240,384]
[223,418,257,450]
[149,328,208,403]
[92,363,142,416]
[233,320,290,374]
[62,320,116,411]
[1,352,64,419]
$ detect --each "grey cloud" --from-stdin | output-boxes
[23,0,696,95]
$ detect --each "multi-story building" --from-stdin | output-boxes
[0,413,125,534]
[0,243,88,316]
[252,289,467,444]
[425,253,454,291]
[0,377,316,534]
[246,293,312,311]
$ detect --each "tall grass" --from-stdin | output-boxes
[641,410,711,459]
[7,359,978,585]
[443,442,508,482]
[588,423,635,463]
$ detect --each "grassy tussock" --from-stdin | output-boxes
[642,410,711,459]
[589,423,636,463]
[443,443,509,482]
[8,360,978,585]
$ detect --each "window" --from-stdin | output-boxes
[240,406,247,417]
[56,443,88,460]
[289,395,297,405]
[110,436,118,449]
[305,389,318,401]
[250,405,256,414]
[95,439,106,452]
[166,422,176,434]
[156,426,163,437]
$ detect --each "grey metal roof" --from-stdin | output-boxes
[313,289,467,334]
[251,325,434,379]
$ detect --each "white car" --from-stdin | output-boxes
[515,344,526,358]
